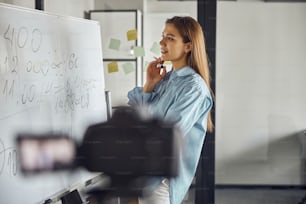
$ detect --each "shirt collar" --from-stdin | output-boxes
[169,66,196,80]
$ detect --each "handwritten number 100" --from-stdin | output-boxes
[3,24,42,53]
[21,84,36,104]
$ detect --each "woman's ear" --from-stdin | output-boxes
[185,42,192,53]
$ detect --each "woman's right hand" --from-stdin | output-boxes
[143,57,167,93]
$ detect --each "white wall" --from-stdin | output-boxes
[94,0,143,11]
[0,0,94,18]
[145,0,197,19]
[45,0,94,18]
[216,2,306,185]
[0,0,34,8]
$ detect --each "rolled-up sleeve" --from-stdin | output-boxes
[127,87,157,107]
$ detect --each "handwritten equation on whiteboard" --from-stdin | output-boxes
[0,23,102,177]
[0,23,101,118]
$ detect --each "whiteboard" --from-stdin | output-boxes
[0,3,107,204]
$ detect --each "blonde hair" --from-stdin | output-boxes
[166,16,214,132]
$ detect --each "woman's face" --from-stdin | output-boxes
[160,23,190,68]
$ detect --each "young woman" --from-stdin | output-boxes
[128,16,214,204]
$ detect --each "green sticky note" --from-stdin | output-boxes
[133,46,145,57]
[127,29,137,41]
[109,38,121,50]
[122,62,135,74]
[107,61,119,73]
[150,42,160,55]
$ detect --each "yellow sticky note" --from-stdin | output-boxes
[133,46,145,57]
[107,62,119,73]
[122,62,135,74]
[127,29,137,41]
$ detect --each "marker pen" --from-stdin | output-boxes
[154,57,164,69]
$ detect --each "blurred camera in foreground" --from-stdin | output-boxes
[17,106,181,178]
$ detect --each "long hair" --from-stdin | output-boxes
[166,16,214,132]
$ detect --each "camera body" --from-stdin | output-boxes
[79,119,179,178]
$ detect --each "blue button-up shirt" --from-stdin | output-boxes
[128,66,213,204]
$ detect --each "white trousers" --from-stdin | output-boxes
[138,179,170,204]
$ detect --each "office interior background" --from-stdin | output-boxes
[0,0,305,203]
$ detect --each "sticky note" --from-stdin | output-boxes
[133,46,145,57]
[107,62,119,73]
[127,29,137,41]
[109,38,121,50]
[122,62,135,74]
[150,42,160,55]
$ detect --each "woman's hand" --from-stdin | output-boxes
[143,57,167,93]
